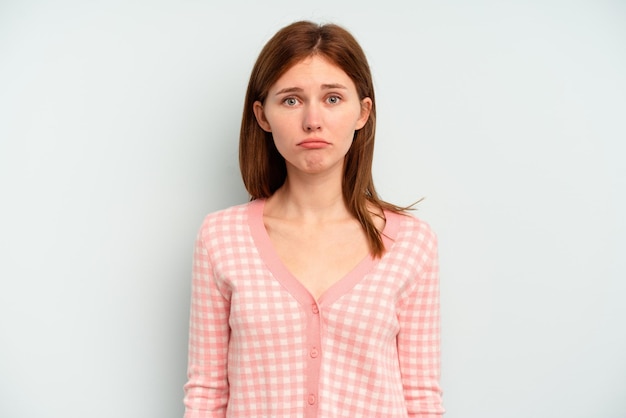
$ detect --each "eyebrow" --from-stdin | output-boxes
[274,83,348,96]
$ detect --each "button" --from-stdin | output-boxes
[312,304,319,314]
[310,347,319,358]
[307,394,316,405]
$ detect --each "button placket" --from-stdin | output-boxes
[305,302,321,417]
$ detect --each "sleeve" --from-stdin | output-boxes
[397,226,445,418]
[183,225,231,418]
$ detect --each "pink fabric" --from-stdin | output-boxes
[184,199,444,417]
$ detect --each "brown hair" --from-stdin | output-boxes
[239,20,407,257]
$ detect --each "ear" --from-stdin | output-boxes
[253,101,272,132]
[355,97,372,130]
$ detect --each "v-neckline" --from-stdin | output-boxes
[247,198,399,308]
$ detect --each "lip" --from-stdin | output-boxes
[297,138,330,149]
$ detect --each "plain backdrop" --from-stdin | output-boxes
[1,1,625,417]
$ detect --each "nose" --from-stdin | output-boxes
[303,103,322,131]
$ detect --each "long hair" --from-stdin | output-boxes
[239,21,407,257]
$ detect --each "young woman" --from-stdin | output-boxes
[184,21,444,418]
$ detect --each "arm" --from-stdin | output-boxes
[397,229,445,418]
[183,227,231,418]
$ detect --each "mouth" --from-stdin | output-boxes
[297,139,330,149]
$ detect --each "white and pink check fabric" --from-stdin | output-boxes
[184,199,443,417]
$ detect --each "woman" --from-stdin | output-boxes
[184,21,444,417]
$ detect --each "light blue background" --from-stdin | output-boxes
[1,1,625,417]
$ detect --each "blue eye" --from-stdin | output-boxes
[327,95,341,104]
[284,97,298,106]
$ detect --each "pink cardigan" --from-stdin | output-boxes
[184,199,444,417]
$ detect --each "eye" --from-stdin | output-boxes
[327,95,341,104]
[283,97,299,106]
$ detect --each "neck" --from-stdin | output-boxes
[266,167,350,222]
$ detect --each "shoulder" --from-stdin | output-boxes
[197,200,255,242]
[202,201,251,225]
[384,210,438,256]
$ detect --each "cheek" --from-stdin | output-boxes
[334,112,363,138]
[265,113,298,136]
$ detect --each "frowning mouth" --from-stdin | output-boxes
[297,139,330,149]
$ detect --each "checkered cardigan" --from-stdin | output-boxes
[184,199,443,417]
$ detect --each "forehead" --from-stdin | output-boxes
[271,55,356,90]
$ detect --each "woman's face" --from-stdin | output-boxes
[253,55,371,177]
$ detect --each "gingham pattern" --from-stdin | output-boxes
[184,200,443,418]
